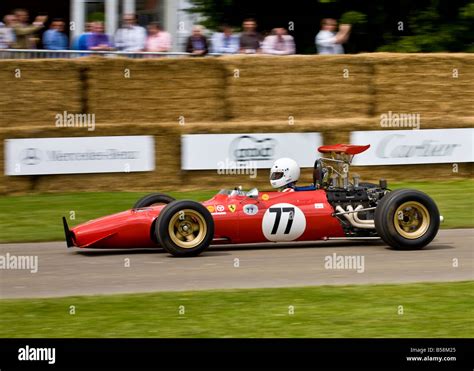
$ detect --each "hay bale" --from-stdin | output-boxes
[0,59,82,128]
[85,57,228,124]
[1,115,472,194]
[371,53,474,118]
[221,55,373,121]
[178,116,473,189]
[0,123,180,193]
[1,53,473,194]
[0,135,31,195]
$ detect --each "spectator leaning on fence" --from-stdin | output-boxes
[114,14,146,52]
[239,18,262,54]
[315,18,351,54]
[43,18,68,50]
[145,22,171,52]
[12,9,47,49]
[73,22,92,50]
[0,15,16,49]
[262,27,295,55]
[211,24,239,54]
[186,25,208,56]
[87,21,113,51]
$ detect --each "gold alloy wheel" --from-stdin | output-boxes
[393,201,430,239]
[168,209,207,249]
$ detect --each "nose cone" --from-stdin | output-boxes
[71,207,164,249]
[71,210,131,248]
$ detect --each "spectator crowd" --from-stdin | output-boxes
[0,8,351,55]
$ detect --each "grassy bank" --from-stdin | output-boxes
[0,180,472,243]
[0,282,472,338]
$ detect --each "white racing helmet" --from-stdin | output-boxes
[269,158,300,189]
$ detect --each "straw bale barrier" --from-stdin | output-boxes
[0,53,472,193]
[221,55,374,120]
[369,53,474,118]
[84,57,228,124]
[0,123,180,194]
[0,115,472,194]
[0,59,82,128]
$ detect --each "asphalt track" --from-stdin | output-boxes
[0,229,472,299]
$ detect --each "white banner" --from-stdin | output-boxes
[181,133,322,170]
[350,129,474,165]
[5,136,155,176]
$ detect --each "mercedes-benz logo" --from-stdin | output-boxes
[20,148,42,165]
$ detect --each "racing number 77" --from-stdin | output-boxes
[269,207,295,234]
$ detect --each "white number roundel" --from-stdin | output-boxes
[262,203,306,242]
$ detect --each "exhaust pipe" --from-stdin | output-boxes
[349,205,374,225]
[335,205,375,229]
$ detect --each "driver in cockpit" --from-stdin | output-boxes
[269,158,316,192]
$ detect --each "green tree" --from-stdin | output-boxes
[188,0,473,53]
[378,2,474,52]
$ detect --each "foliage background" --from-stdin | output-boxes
[188,0,474,53]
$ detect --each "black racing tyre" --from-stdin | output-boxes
[375,189,440,250]
[155,200,214,257]
[133,193,175,208]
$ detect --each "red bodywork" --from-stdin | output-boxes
[68,189,346,249]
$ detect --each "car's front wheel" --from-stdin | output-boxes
[155,200,214,257]
[375,189,440,250]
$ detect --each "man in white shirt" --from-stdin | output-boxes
[315,18,351,54]
[114,14,146,52]
[0,15,16,49]
[262,28,295,55]
[211,25,239,54]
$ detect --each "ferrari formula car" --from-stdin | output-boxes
[63,144,442,256]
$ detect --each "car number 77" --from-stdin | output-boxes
[269,207,295,234]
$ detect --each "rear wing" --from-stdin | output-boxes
[318,144,370,155]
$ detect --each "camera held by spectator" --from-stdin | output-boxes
[315,18,351,54]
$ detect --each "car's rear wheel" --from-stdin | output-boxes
[375,189,440,250]
[133,193,175,208]
[155,200,214,257]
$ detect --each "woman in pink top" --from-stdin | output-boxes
[145,22,171,52]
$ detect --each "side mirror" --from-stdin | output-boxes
[247,188,259,198]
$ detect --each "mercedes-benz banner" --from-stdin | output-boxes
[5,136,155,176]
[350,128,474,166]
[181,133,323,170]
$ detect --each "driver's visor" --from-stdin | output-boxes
[270,171,284,180]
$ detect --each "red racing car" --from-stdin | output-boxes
[63,144,442,256]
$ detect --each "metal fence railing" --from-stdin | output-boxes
[0,49,222,59]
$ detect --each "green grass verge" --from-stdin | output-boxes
[1,282,472,338]
[0,180,472,243]
[0,190,216,243]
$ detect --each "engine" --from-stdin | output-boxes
[314,156,389,236]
